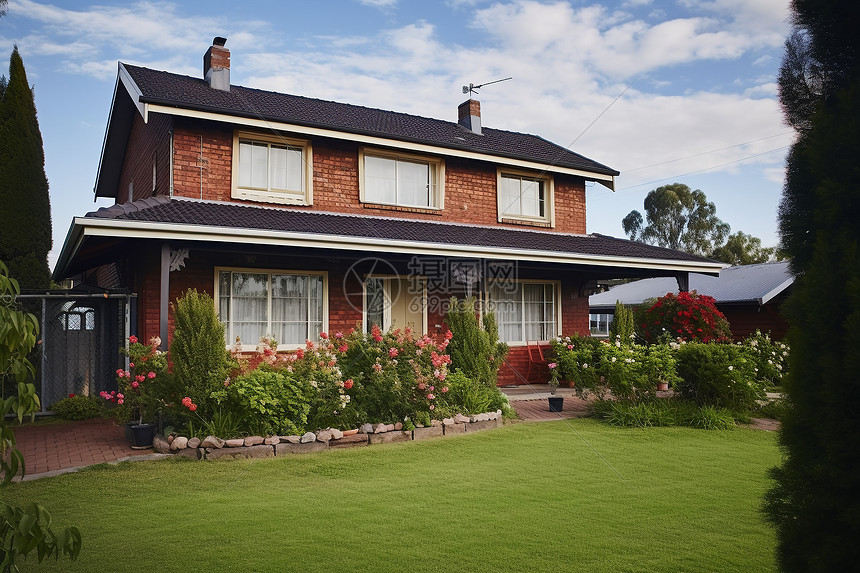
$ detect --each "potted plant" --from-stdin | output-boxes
[547,362,564,412]
[100,335,166,448]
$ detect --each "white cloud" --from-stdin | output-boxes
[359,0,397,7]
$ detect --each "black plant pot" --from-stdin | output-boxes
[548,396,564,412]
[131,423,157,448]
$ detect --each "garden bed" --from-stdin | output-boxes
[152,410,504,460]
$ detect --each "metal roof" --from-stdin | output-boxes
[589,260,794,310]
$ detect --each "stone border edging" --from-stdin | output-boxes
[153,410,505,461]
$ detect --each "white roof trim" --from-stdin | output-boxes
[759,276,795,305]
[55,216,724,278]
[142,102,615,184]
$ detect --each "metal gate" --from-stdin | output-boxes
[18,291,135,412]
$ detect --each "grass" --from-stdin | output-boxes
[3,419,779,572]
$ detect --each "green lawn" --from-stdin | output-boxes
[4,420,779,572]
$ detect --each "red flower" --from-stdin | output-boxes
[129,335,138,344]
[68,393,75,398]
[344,379,354,389]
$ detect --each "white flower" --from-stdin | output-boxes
[310,380,318,388]
[611,357,617,363]
[582,363,588,369]
[728,366,734,371]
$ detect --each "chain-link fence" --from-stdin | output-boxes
[18,291,135,412]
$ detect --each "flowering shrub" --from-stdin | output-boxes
[216,368,311,436]
[739,330,789,387]
[635,291,732,344]
[551,335,679,400]
[101,335,167,423]
[675,342,765,410]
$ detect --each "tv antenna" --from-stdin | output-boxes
[462,76,512,96]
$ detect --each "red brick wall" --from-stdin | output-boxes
[117,113,172,202]
[164,119,588,234]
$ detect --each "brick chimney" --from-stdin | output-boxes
[204,36,230,92]
[458,99,482,135]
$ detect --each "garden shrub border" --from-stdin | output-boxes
[152,410,505,460]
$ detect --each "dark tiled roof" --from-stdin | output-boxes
[88,197,714,264]
[123,64,618,177]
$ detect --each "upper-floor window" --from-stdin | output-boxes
[232,131,313,205]
[360,148,444,209]
[497,169,554,224]
[216,268,326,351]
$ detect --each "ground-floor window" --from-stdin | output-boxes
[216,268,326,350]
[486,281,559,344]
[589,313,613,337]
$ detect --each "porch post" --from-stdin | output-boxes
[160,243,170,350]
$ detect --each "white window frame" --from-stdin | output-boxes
[231,130,313,205]
[362,274,428,333]
[215,267,328,351]
[589,313,613,337]
[359,147,444,209]
[484,279,561,346]
[497,168,554,225]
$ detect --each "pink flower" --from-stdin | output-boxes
[147,372,156,379]
[128,362,134,369]
[434,370,447,381]
[444,330,453,340]
[548,362,557,369]
[320,332,328,339]
[117,398,124,405]
[344,379,354,389]
[129,335,138,344]
[339,344,348,353]
[181,397,192,407]
[131,381,139,389]
[427,393,435,400]
[429,386,435,392]
[135,374,145,382]
[149,336,161,348]
[116,393,124,400]
[567,344,573,350]
[296,348,305,360]
[389,347,399,358]
[418,382,426,390]
[335,332,344,339]
[189,404,197,412]
[115,369,124,377]
[441,386,448,393]
[372,363,383,373]
[373,335,383,343]
[429,404,435,410]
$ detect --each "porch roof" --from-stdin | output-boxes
[54,197,725,280]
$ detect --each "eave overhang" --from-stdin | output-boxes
[53,216,725,281]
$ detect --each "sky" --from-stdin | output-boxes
[0,0,795,271]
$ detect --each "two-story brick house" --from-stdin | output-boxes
[53,38,722,385]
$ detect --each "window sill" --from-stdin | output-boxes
[500,217,553,228]
[233,189,311,206]
[362,203,443,216]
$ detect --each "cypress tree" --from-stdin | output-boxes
[0,47,52,289]
[763,0,860,569]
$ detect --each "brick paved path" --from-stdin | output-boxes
[511,396,592,421]
[11,418,153,477]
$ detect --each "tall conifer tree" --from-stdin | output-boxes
[763,0,860,569]
[0,47,52,289]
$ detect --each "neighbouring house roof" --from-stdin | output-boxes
[54,197,724,280]
[95,63,619,198]
[589,260,794,311]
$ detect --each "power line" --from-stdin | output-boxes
[620,132,795,174]
[610,145,791,193]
